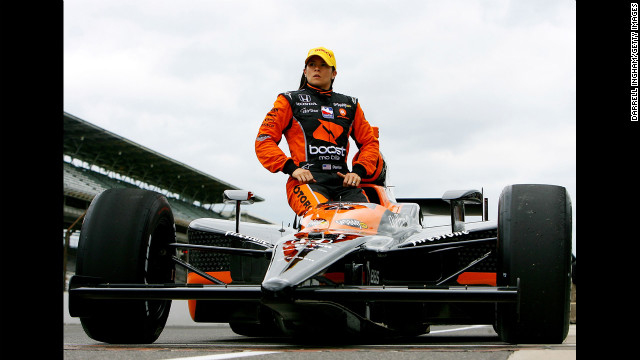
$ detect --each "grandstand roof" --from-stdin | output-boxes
[63,112,264,205]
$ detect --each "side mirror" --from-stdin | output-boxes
[223,190,255,204]
[223,190,255,233]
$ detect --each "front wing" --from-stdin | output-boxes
[69,275,518,317]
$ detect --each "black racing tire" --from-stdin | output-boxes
[496,184,572,344]
[75,188,176,344]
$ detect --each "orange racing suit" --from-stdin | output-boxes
[255,83,380,215]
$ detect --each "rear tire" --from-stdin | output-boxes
[496,184,572,344]
[75,189,176,344]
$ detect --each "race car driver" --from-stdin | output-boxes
[255,46,380,216]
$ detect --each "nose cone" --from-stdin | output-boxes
[261,278,294,301]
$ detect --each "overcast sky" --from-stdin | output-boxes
[63,0,576,253]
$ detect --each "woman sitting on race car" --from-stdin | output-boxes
[255,46,381,216]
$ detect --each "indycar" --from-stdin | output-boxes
[69,160,573,345]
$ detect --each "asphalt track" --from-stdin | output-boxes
[63,298,576,360]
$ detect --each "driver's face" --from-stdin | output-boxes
[304,56,336,90]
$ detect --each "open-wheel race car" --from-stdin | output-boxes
[69,164,573,345]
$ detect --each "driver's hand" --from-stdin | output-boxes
[337,172,361,187]
[292,168,316,184]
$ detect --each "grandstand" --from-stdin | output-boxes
[63,112,271,244]
[63,112,273,288]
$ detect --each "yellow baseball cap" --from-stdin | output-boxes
[305,47,336,69]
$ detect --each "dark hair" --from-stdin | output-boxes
[298,71,307,90]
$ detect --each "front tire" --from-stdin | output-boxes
[75,189,176,344]
[496,184,572,344]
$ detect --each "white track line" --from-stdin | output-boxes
[428,325,492,334]
[166,351,280,360]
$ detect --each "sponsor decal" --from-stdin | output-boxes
[292,185,313,210]
[313,120,343,145]
[386,213,408,228]
[309,145,346,156]
[338,108,347,117]
[224,231,271,247]
[321,106,334,119]
[311,47,334,60]
[299,94,311,102]
[265,107,279,119]
[370,268,380,284]
[281,236,335,263]
[409,230,470,246]
[306,219,328,228]
[336,219,369,230]
[256,134,270,142]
